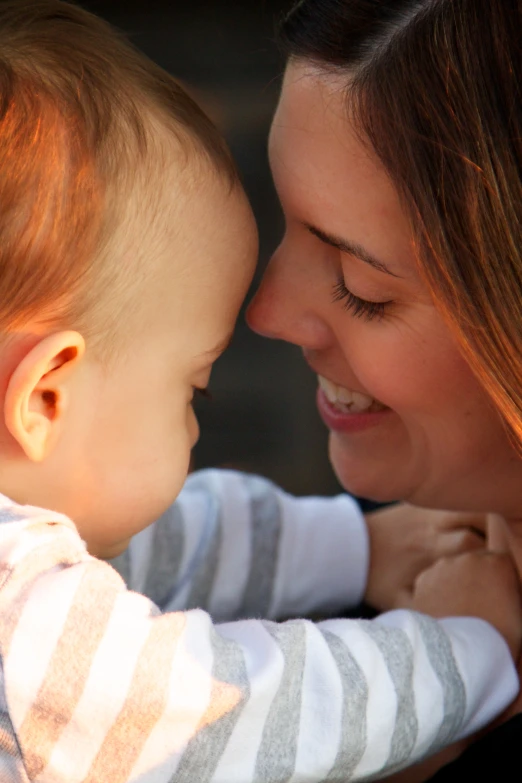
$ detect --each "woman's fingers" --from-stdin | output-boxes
[434,527,486,558]
[411,551,522,660]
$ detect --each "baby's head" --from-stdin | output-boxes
[0,0,258,557]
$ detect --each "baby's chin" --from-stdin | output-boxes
[89,538,132,562]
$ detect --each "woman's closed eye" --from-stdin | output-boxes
[332,278,392,322]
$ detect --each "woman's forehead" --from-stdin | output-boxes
[270,64,383,190]
[269,63,418,283]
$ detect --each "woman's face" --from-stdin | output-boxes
[247,62,522,515]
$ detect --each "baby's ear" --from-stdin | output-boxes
[4,331,86,462]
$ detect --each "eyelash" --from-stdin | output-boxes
[332,279,391,322]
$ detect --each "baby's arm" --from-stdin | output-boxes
[114,470,487,624]
[115,468,369,620]
[0,501,519,783]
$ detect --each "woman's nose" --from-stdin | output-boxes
[246,243,333,350]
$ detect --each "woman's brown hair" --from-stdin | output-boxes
[280,0,522,451]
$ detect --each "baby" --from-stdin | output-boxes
[0,2,519,782]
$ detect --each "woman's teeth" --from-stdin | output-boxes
[318,375,387,413]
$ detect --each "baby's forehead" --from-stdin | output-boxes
[115,151,250,269]
[116,172,254,316]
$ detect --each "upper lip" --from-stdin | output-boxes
[303,355,367,397]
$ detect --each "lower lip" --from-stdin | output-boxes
[317,388,393,434]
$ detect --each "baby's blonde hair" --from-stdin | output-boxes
[0,0,237,355]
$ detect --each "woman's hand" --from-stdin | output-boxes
[410,550,522,659]
[373,549,522,783]
[364,504,487,612]
[485,513,522,722]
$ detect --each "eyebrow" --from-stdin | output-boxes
[304,222,402,278]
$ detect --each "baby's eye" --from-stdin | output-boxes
[332,279,392,322]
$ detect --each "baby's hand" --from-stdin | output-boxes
[410,551,522,660]
[364,503,486,612]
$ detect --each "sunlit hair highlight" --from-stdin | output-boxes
[0,0,237,356]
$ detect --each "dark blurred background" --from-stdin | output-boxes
[81,0,367,503]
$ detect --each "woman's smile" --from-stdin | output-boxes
[317,374,388,414]
[316,374,393,434]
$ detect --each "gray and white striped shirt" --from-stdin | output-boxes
[0,469,517,782]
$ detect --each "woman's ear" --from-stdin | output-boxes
[4,331,86,462]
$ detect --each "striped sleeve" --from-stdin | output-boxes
[115,468,369,620]
[0,498,518,782]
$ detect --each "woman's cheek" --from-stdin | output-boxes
[349,334,424,410]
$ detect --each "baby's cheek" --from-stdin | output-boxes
[167,410,196,491]
[187,406,199,447]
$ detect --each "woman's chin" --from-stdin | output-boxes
[328,433,408,503]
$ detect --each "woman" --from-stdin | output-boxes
[247,0,522,778]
